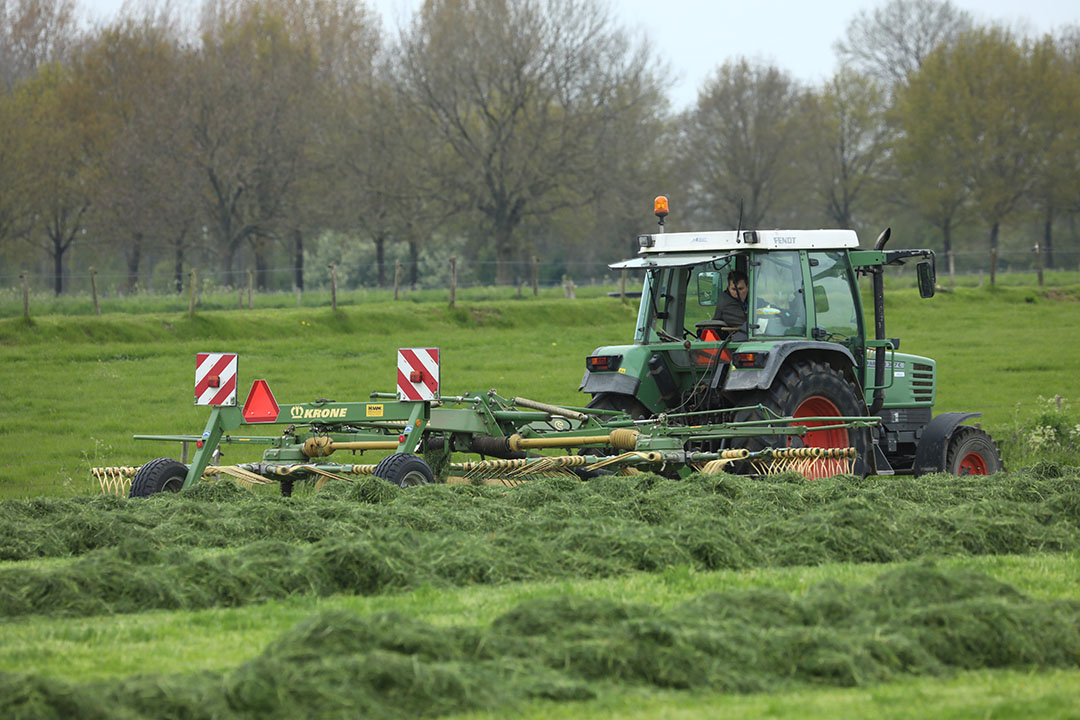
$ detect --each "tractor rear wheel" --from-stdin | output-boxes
[373,453,434,488]
[587,392,651,421]
[731,360,871,478]
[945,427,1003,475]
[130,458,188,497]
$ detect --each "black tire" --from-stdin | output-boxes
[730,359,872,478]
[373,453,434,488]
[587,392,652,421]
[130,458,188,497]
[945,426,1003,476]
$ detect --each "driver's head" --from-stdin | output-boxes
[727,270,748,302]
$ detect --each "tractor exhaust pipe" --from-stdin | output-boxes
[869,228,890,415]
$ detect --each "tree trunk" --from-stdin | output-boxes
[409,240,419,288]
[254,246,269,291]
[989,221,999,284]
[174,242,185,294]
[1044,205,1054,270]
[126,233,143,294]
[941,218,952,257]
[375,234,386,287]
[495,223,514,286]
[293,228,304,290]
[52,237,63,296]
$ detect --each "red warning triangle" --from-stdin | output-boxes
[242,380,280,423]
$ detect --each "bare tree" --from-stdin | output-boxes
[187,2,321,287]
[898,28,1043,274]
[397,0,662,285]
[13,63,105,294]
[261,0,384,291]
[0,0,78,89]
[681,59,803,230]
[802,69,891,230]
[78,16,201,293]
[834,0,972,88]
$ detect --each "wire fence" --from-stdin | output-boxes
[2,249,1079,320]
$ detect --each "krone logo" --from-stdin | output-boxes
[289,406,348,420]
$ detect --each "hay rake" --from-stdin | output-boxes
[92,349,880,496]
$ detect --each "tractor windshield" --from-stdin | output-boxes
[750,251,807,338]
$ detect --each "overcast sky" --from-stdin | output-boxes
[83,0,1078,109]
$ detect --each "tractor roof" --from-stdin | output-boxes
[637,229,860,254]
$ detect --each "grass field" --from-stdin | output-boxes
[1,284,1079,718]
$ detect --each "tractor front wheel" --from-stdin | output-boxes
[945,427,1003,475]
[130,458,188,497]
[373,453,435,488]
[732,359,871,478]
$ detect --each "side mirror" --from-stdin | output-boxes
[697,271,720,306]
[812,284,830,313]
[917,261,936,298]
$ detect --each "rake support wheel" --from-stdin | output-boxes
[374,453,435,488]
[130,458,188,497]
[945,427,1003,476]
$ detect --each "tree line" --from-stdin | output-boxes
[1,0,1078,295]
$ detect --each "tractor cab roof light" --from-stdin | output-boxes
[653,195,669,218]
[654,195,669,232]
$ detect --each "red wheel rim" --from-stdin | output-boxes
[791,396,847,479]
[958,452,989,475]
[793,396,846,448]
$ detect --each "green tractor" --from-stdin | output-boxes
[580,197,1002,478]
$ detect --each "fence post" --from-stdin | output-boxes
[620,270,627,304]
[947,250,955,289]
[394,261,402,301]
[1034,243,1044,287]
[188,268,197,318]
[247,268,254,309]
[238,286,243,309]
[531,256,539,296]
[90,267,101,315]
[990,247,997,286]
[296,286,302,308]
[449,257,457,308]
[517,277,523,299]
[21,271,29,321]
[329,262,338,312]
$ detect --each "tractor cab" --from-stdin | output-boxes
[622,246,864,352]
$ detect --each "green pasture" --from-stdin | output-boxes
[1,282,1079,497]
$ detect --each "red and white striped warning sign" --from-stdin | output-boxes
[195,352,238,406]
[397,347,440,401]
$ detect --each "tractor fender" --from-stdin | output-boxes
[579,368,641,396]
[723,341,858,393]
[913,412,981,477]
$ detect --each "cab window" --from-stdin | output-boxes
[750,251,806,337]
[685,257,739,330]
[809,251,860,342]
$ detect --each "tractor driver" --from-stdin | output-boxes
[713,270,748,330]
